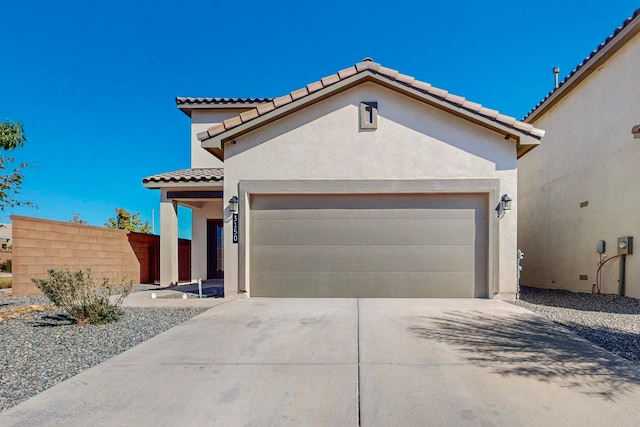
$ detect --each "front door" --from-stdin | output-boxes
[207,219,224,279]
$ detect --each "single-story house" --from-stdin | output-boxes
[518,8,640,298]
[144,58,545,299]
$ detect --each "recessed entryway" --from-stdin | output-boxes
[207,219,224,279]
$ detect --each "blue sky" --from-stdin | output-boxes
[1,1,636,238]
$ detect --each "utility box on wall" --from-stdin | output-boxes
[617,236,633,255]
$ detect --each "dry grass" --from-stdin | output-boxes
[0,277,11,289]
[0,304,54,322]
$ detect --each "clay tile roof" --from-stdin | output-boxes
[198,58,545,142]
[524,8,640,120]
[176,97,272,105]
[142,168,223,185]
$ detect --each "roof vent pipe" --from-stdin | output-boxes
[553,67,560,89]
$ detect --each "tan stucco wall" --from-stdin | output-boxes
[519,32,640,297]
[11,216,140,296]
[191,110,244,168]
[222,83,519,297]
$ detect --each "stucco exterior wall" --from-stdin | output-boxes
[222,83,519,297]
[519,32,640,297]
[191,110,247,168]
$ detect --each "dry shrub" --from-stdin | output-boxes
[32,267,133,325]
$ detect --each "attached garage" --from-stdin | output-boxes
[184,59,545,299]
[249,192,488,298]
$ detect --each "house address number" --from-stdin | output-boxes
[232,213,239,244]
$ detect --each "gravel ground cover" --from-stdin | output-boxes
[0,295,208,411]
[512,286,640,364]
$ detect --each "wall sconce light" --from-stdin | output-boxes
[633,124,640,139]
[495,194,512,219]
[228,196,238,214]
[501,194,512,211]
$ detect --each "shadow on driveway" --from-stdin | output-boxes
[408,310,640,401]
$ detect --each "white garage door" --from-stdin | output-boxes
[249,193,488,297]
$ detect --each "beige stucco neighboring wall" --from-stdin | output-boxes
[519,32,640,297]
[222,83,519,297]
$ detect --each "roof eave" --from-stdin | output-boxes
[516,136,541,158]
[525,12,640,123]
[200,71,541,154]
[176,98,273,118]
[143,180,224,190]
[177,103,270,118]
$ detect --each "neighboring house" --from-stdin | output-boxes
[0,223,12,250]
[519,9,640,297]
[144,59,545,298]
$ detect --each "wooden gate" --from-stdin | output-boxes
[178,239,191,282]
[129,233,191,284]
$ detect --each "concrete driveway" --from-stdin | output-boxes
[2,298,640,426]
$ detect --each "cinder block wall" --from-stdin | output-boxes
[11,216,141,296]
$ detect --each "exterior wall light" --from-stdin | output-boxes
[633,124,640,139]
[495,194,512,219]
[501,194,512,211]
[228,196,239,214]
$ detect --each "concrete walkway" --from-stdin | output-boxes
[119,281,236,308]
[2,298,640,426]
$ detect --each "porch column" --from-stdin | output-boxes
[160,194,179,286]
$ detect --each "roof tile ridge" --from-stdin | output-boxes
[240,108,260,123]
[320,73,341,87]
[176,96,274,105]
[355,60,380,72]
[401,72,533,133]
[524,7,640,120]
[197,58,545,141]
[338,66,358,79]
[203,62,367,139]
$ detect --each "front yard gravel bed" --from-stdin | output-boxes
[512,286,640,364]
[5,287,640,411]
[0,297,207,411]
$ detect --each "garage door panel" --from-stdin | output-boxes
[249,193,488,298]
[252,218,483,247]
[253,208,484,220]
[251,245,477,273]
[252,193,488,213]
[251,272,476,298]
